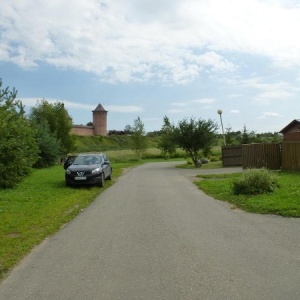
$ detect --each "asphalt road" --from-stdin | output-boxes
[0,162,299,300]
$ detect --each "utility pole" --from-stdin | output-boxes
[217,109,226,146]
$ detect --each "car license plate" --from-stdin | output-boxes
[75,176,87,180]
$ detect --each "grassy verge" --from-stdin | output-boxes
[0,161,142,280]
[195,171,300,217]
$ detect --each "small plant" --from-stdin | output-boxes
[232,168,279,195]
[209,155,221,162]
[186,158,193,165]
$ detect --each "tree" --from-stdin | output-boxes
[130,116,148,158]
[158,116,177,158]
[124,124,133,134]
[32,121,62,168]
[29,99,74,154]
[0,80,39,188]
[237,125,256,144]
[174,117,218,167]
[225,126,238,145]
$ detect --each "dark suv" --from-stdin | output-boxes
[65,153,112,187]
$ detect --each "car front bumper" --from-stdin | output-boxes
[65,173,103,186]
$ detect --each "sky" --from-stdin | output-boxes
[1,0,300,134]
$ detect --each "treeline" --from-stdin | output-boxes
[223,126,282,145]
[0,81,74,188]
[146,126,283,145]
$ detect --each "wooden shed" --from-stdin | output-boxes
[279,119,300,141]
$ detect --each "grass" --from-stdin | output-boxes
[0,160,142,280]
[176,161,223,169]
[195,171,300,217]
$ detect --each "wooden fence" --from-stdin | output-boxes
[242,143,281,170]
[222,142,300,171]
[222,146,242,167]
[282,142,300,171]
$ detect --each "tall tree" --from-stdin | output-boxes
[158,116,177,158]
[0,80,39,188]
[29,99,74,154]
[130,116,148,158]
[174,117,218,167]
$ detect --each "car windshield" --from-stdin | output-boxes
[73,155,101,165]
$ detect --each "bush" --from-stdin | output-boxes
[232,168,279,195]
[32,122,62,168]
[209,155,221,162]
[186,158,193,165]
[0,82,39,188]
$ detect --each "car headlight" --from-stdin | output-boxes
[92,167,101,174]
[66,169,71,175]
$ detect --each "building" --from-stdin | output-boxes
[71,104,108,136]
[279,119,300,141]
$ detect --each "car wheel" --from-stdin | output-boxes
[99,173,105,187]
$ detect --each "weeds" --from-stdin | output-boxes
[232,168,279,195]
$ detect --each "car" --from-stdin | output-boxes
[63,155,77,170]
[65,153,112,187]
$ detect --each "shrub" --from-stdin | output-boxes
[232,168,279,195]
[0,82,39,188]
[32,122,62,168]
[209,155,221,162]
[186,158,193,165]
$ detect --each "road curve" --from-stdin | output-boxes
[0,162,299,299]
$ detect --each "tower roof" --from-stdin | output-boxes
[93,103,107,112]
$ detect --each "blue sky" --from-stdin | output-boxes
[1,0,300,133]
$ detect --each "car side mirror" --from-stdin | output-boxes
[63,156,75,170]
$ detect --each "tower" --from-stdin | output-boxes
[93,103,108,136]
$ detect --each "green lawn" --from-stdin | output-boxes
[195,171,300,217]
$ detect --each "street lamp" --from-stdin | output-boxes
[217,109,226,146]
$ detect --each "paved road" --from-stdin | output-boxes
[0,162,299,299]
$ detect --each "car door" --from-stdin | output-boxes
[102,155,111,178]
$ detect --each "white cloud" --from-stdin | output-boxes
[241,77,295,105]
[19,98,143,113]
[170,102,189,107]
[1,0,300,84]
[192,98,216,104]
[258,112,281,119]
[241,78,292,91]
[106,105,144,113]
[230,110,240,114]
[255,90,292,104]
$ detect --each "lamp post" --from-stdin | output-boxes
[217,109,226,146]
